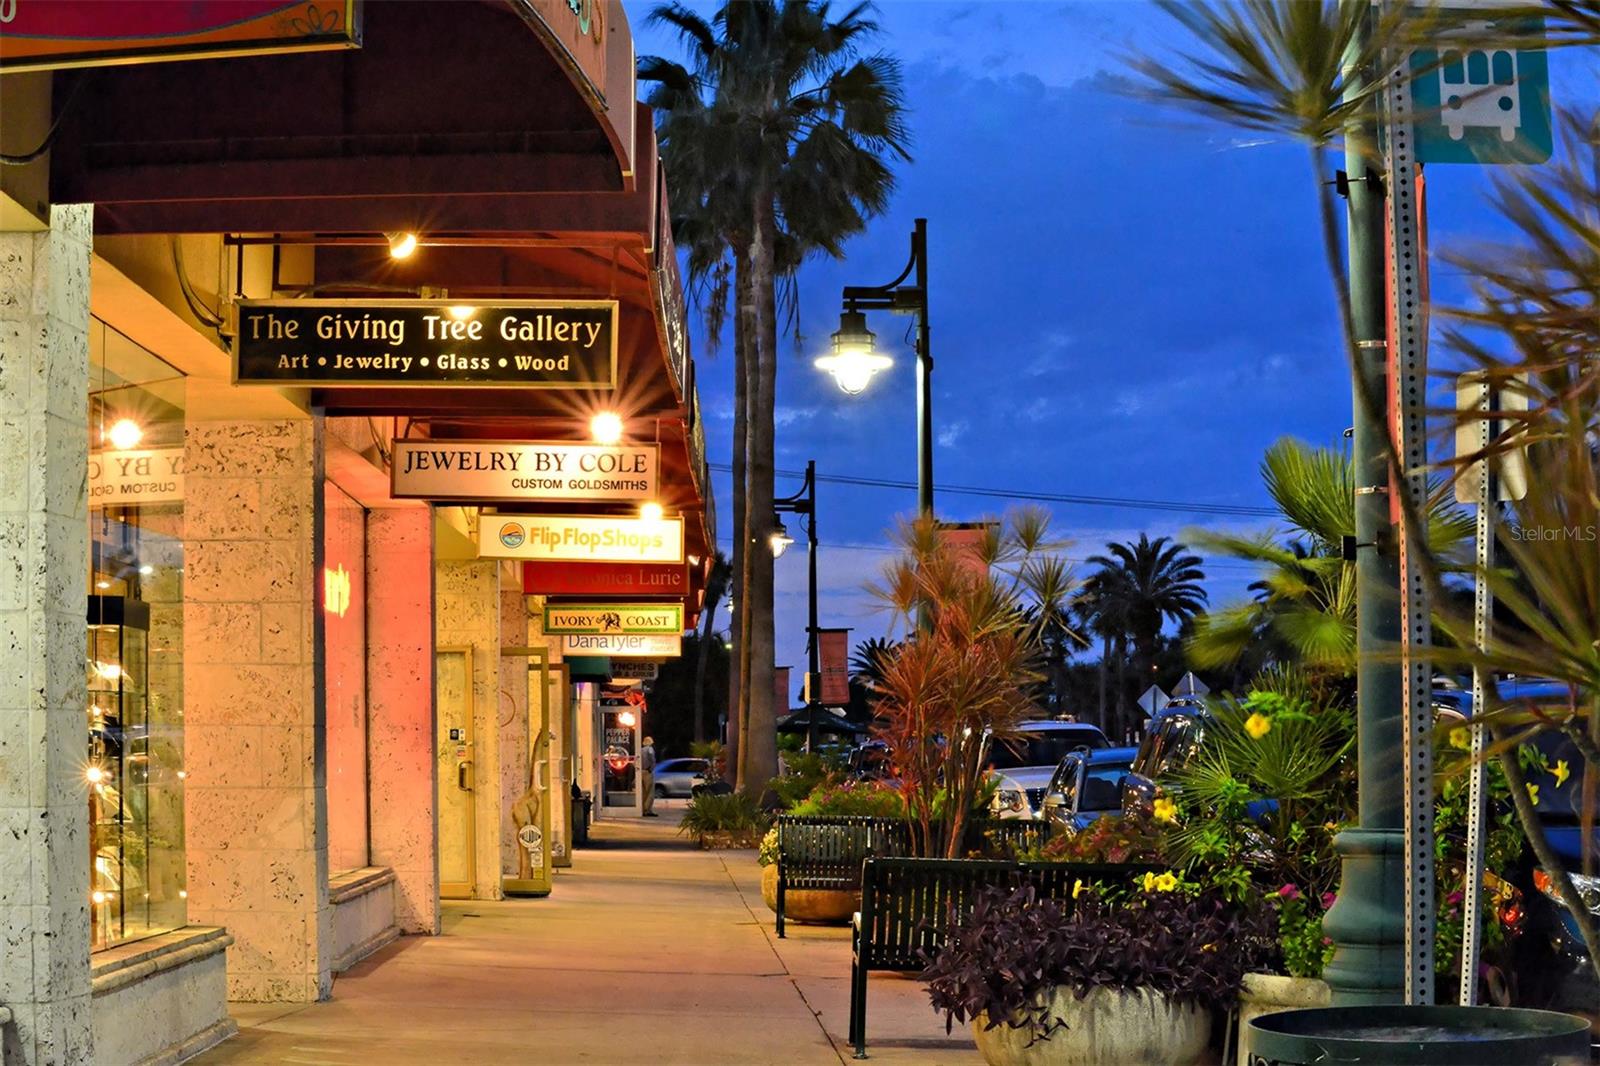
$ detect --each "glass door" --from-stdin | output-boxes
[436,647,475,899]
[502,648,552,896]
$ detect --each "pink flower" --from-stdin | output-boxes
[1447,890,1464,906]
[1321,892,1336,910]
[1277,883,1301,900]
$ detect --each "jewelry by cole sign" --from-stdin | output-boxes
[392,441,658,503]
[477,514,684,563]
[233,299,617,388]
[542,603,684,636]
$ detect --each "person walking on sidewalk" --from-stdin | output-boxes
[640,736,659,816]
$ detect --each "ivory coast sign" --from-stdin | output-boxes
[477,514,684,564]
[542,603,683,636]
[392,440,658,503]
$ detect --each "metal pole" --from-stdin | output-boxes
[1322,5,1409,1005]
[805,461,820,754]
[1459,378,1496,1005]
[913,218,933,520]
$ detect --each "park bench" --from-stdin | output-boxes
[847,856,1152,1058]
[774,815,898,937]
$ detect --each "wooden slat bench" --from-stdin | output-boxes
[847,856,1153,1058]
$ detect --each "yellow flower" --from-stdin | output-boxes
[1152,797,1178,824]
[1449,727,1472,751]
[1141,872,1158,893]
[1551,759,1571,787]
[1526,783,1540,807]
[1154,871,1179,893]
[1244,712,1272,740]
[1072,878,1088,899]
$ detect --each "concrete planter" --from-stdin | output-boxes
[759,864,857,924]
[973,986,1209,1066]
[1235,972,1330,1066]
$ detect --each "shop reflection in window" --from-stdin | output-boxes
[88,320,187,951]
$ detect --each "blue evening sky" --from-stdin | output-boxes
[624,0,1600,697]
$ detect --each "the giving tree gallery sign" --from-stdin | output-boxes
[233,300,617,388]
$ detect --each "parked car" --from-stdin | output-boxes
[987,721,1109,820]
[1040,746,1138,832]
[1120,705,1211,819]
[651,757,709,799]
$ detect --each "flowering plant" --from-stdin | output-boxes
[1033,812,1167,865]
[757,827,779,867]
[1274,884,1335,979]
[788,779,905,819]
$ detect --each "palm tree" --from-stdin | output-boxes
[641,0,909,791]
[1085,535,1208,735]
[692,553,732,742]
[1187,437,1473,676]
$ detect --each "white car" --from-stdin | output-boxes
[986,721,1110,820]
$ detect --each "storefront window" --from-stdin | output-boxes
[87,320,187,951]
[324,480,370,872]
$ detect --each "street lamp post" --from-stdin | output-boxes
[774,460,820,752]
[816,218,933,518]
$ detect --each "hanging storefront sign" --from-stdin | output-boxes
[561,633,681,658]
[611,661,659,682]
[233,300,617,389]
[478,514,683,564]
[521,560,688,597]
[817,628,852,706]
[0,1,361,71]
[88,448,184,506]
[542,603,683,636]
[392,440,657,503]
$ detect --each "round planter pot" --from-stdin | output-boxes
[973,986,1209,1066]
[1235,973,1330,1066]
[1247,1005,1590,1065]
[758,864,857,924]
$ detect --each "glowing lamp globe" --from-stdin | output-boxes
[816,309,892,395]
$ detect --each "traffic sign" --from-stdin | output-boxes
[1409,14,1551,165]
[1137,685,1170,718]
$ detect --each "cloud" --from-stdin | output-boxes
[774,405,820,427]
[937,419,970,448]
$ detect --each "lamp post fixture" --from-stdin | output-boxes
[774,460,820,752]
[816,218,933,518]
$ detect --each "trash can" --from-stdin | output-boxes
[571,788,592,847]
[1246,1005,1590,1065]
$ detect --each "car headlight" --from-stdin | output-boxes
[995,788,1026,813]
[1533,868,1600,916]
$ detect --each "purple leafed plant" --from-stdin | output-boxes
[923,882,1271,1043]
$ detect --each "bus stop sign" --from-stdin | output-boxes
[1408,16,1552,165]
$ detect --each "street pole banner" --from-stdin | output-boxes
[774,667,791,714]
[818,629,852,706]
[233,300,618,389]
[542,603,684,636]
[521,561,689,597]
[478,514,684,564]
[392,440,657,503]
[561,633,681,658]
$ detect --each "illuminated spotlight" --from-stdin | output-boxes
[386,232,419,260]
[138,565,154,576]
[91,891,106,905]
[590,411,624,445]
[618,710,637,728]
[85,765,105,785]
[107,418,143,450]
[639,501,664,523]
[94,580,110,590]
[448,305,475,320]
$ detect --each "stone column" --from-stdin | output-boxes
[0,206,94,1064]
[183,418,330,1002]
[365,507,437,934]
[435,560,502,900]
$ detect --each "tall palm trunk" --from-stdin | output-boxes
[1097,632,1110,732]
[739,187,780,792]
[692,597,720,743]
[726,250,751,778]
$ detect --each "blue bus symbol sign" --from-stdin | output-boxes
[1409,19,1551,165]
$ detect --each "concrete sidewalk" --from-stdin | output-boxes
[195,814,981,1066]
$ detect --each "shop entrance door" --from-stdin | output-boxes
[436,646,476,899]
[501,648,553,896]
[599,706,640,813]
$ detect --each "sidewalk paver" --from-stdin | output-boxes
[194,814,981,1066]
